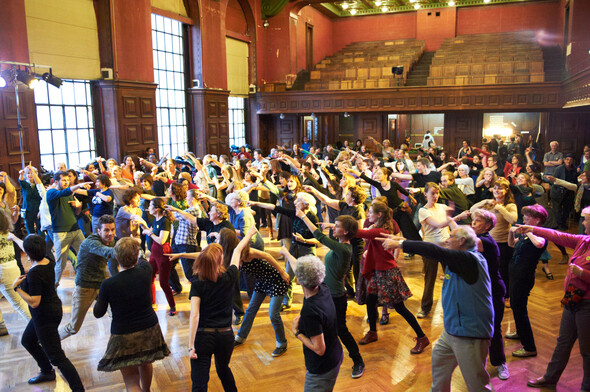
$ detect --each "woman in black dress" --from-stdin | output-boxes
[219,227,290,356]
[94,237,170,391]
[13,234,84,391]
[350,166,421,241]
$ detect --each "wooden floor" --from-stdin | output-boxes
[0,228,584,392]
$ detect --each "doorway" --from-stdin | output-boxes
[306,23,314,71]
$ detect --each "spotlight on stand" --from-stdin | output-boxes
[391,66,404,75]
[343,112,350,118]
[16,70,39,89]
[280,113,285,120]
[42,71,63,88]
[0,69,15,88]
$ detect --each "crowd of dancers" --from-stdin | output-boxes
[0,135,588,391]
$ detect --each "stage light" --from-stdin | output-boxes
[375,0,382,5]
[483,0,490,3]
[448,1,455,6]
[350,8,357,14]
[42,71,63,88]
[381,5,388,12]
[16,70,39,89]
[414,3,421,9]
[342,2,349,9]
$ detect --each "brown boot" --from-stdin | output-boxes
[411,335,430,354]
[358,331,378,345]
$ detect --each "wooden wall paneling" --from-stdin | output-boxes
[95,80,158,160]
[354,113,384,150]
[276,115,300,148]
[188,89,230,157]
[443,111,483,156]
[548,111,590,155]
[253,83,562,115]
[0,87,41,180]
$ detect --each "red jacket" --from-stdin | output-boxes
[357,223,400,277]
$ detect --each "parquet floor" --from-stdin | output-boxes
[0,228,584,391]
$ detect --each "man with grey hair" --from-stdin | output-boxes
[543,141,563,176]
[380,225,494,391]
[291,255,343,392]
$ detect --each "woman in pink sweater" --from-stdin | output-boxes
[518,205,590,392]
[355,201,429,354]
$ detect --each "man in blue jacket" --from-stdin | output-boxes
[381,226,494,391]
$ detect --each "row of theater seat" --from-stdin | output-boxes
[427,32,545,86]
[304,39,425,91]
[258,32,548,92]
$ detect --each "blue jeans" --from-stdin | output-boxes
[236,291,286,348]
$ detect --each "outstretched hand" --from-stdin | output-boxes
[513,224,534,235]
[376,234,406,251]
[165,253,185,261]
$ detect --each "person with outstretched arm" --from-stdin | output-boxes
[379,225,494,392]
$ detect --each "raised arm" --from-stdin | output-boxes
[230,225,257,268]
[302,185,340,210]
[296,207,318,233]
[279,246,299,272]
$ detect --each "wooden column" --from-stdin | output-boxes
[94,81,158,160]
[0,0,40,178]
[93,0,157,160]
[188,89,230,157]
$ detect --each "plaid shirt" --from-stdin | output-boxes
[172,206,200,246]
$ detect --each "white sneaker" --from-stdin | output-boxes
[497,363,510,380]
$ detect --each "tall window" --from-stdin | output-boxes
[228,96,246,147]
[152,13,188,158]
[34,80,96,171]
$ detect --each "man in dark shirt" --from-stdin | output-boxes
[550,154,578,230]
[59,215,116,340]
[487,155,505,179]
[46,171,92,285]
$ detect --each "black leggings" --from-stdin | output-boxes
[366,294,425,338]
[22,317,84,391]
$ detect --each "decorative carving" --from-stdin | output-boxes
[252,84,563,113]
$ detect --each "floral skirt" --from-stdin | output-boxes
[365,267,412,308]
[98,323,170,372]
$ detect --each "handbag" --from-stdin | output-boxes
[561,284,586,311]
[162,242,172,255]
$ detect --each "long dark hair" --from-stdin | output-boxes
[370,201,396,234]
[218,228,250,268]
[150,197,174,222]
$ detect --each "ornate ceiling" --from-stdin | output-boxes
[305,0,548,18]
